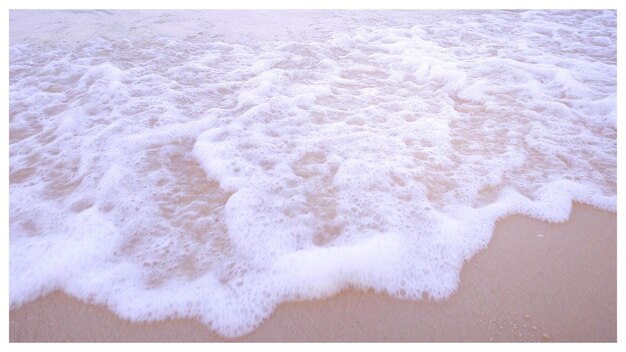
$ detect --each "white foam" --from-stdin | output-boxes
[9,10,616,337]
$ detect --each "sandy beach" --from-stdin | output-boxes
[9,203,616,342]
[9,10,616,343]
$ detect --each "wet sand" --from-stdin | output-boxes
[9,203,616,342]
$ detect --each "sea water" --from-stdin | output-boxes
[9,10,616,337]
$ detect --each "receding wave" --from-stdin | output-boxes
[9,10,616,337]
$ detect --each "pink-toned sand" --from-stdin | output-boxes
[9,203,615,342]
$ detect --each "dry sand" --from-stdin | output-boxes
[9,203,616,342]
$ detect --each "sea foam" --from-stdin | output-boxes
[9,10,616,337]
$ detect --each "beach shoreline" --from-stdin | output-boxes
[9,203,616,342]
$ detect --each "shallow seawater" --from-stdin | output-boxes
[9,10,616,337]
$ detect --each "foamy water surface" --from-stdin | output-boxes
[9,10,616,337]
